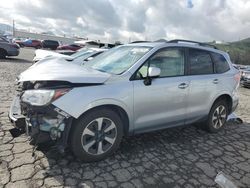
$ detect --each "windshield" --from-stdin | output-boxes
[70,48,95,59]
[85,46,152,74]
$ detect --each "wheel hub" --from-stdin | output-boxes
[95,131,105,142]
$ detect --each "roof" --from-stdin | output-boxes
[124,40,227,56]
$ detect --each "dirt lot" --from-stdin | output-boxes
[0,48,250,188]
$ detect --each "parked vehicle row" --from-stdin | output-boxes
[15,39,60,50]
[0,37,20,58]
[9,40,240,162]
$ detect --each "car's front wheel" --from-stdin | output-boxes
[205,100,229,133]
[70,108,123,162]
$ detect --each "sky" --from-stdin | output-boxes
[0,0,250,43]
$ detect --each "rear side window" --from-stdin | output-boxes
[211,53,230,73]
[188,49,213,75]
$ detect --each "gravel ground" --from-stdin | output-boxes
[0,49,250,188]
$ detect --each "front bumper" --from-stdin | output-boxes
[9,96,73,146]
[9,96,26,130]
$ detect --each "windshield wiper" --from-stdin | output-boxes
[95,68,107,73]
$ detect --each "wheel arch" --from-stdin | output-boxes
[72,104,131,136]
[211,94,233,114]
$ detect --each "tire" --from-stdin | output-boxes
[204,100,229,133]
[0,49,7,59]
[70,108,123,162]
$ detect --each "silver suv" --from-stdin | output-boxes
[9,40,240,162]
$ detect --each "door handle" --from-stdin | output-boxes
[213,79,219,84]
[178,83,189,89]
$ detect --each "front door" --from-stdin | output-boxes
[132,47,189,133]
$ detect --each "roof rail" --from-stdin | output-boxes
[130,41,150,44]
[167,39,217,49]
[154,39,168,42]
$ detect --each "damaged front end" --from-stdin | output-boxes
[9,81,73,152]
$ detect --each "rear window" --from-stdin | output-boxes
[211,53,230,73]
[188,49,213,75]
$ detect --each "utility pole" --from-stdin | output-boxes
[12,20,15,37]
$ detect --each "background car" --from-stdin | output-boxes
[57,43,83,51]
[17,39,42,49]
[240,66,250,88]
[41,40,59,50]
[0,36,20,58]
[33,47,106,63]
[12,37,24,44]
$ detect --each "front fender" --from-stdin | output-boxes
[52,82,134,130]
[80,98,133,125]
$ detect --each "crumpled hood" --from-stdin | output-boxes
[18,57,111,83]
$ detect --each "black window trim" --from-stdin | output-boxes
[210,52,230,74]
[130,46,188,81]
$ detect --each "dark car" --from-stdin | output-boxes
[57,44,83,51]
[0,37,20,58]
[17,39,42,49]
[41,40,59,50]
[240,67,250,88]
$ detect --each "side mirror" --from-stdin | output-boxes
[143,67,161,86]
[148,67,161,78]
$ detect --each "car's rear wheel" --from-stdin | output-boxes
[70,108,123,162]
[0,49,7,59]
[204,100,228,133]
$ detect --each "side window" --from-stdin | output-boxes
[211,53,230,73]
[188,49,213,75]
[137,48,185,78]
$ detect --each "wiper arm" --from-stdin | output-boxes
[95,68,107,73]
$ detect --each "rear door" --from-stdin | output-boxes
[185,48,218,124]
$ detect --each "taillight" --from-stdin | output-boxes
[234,72,241,83]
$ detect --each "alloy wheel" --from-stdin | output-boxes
[81,117,117,155]
[212,105,227,129]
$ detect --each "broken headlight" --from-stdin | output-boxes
[21,88,70,106]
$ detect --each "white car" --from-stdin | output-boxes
[33,48,107,63]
